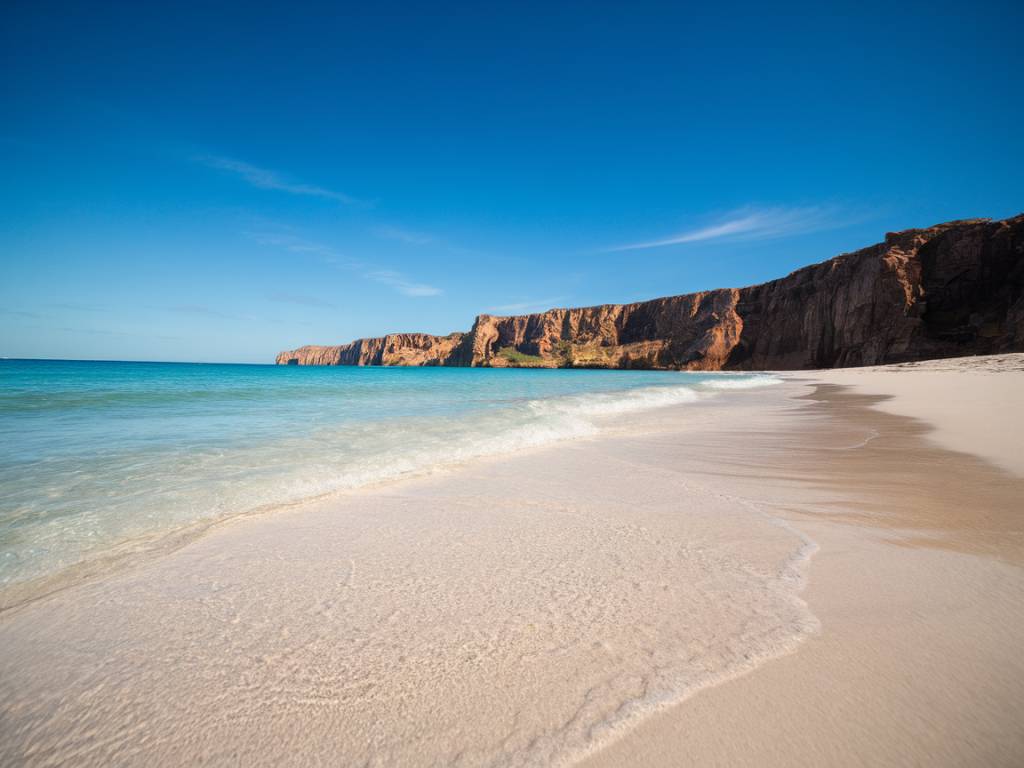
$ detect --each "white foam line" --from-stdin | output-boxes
[2,376,787,608]
[819,429,880,451]
[277,377,784,510]
[700,374,785,390]
[556,486,820,768]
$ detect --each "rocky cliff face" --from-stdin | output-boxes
[277,214,1024,370]
[276,333,464,366]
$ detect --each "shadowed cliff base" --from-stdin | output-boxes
[277,214,1024,370]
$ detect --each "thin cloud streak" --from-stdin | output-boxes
[246,231,442,299]
[54,327,181,340]
[198,155,362,205]
[372,224,487,259]
[268,292,337,309]
[487,297,566,315]
[0,308,43,319]
[366,270,443,297]
[244,232,359,268]
[166,304,258,322]
[49,302,107,312]
[373,225,436,246]
[604,205,848,252]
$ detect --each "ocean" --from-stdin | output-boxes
[0,359,779,593]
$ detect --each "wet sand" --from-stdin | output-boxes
[812,353,1024,477]
[2,356,1022,766]
[584,354,1024,767]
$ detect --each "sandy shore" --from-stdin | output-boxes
[583,353,1024,767]
[811,353,1024,477]
[2,355,1022,766]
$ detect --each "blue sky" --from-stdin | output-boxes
[2,1,1021,363]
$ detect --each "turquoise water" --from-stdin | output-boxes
[0,359,778,591]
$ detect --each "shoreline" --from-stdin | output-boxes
[583,357,1024,767]
[0,379,821,765]
[0,370,779,615]
[1,356,1022,765]
[806,354,1024,477]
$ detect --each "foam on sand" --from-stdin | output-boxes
[0,382,815,767]
[700,373,784,389]
[0,368,777,596]
[580,355,1024,768]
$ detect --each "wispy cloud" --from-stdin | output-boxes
[487,297,566,315]
[373,225,436,246]
[198,155,362,205]
[0,308,42,319]
[246,231,442,298]
[167,304,256,322]
[604,205,848,252]
[49,302,107,312]
[365,270,443,297]
[268,292,336,309]
[54,326,181,340]
[244,232,357,267]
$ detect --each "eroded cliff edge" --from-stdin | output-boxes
[277,214,1024,370]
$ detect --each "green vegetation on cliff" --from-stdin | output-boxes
[496,346,547,366]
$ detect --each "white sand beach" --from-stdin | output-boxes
[812,354,1024,477]
[584,354,1024,767]
[1,355,1022,766]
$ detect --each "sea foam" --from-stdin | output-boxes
[700,373,784,389]
[0,360,781,592]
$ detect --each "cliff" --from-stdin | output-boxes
[276,333,464,367]
[276,214,1024,370]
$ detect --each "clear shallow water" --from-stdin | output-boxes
[0,359,778,590]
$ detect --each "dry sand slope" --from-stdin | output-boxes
[585,354,1024,767]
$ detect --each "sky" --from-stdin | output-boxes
[1,1,1021,363]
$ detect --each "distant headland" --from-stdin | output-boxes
[277,214,1023,370]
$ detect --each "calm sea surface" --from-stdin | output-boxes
[0,359,778,590]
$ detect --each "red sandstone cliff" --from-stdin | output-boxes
[275,333,464,367]
[276,214,1024,370]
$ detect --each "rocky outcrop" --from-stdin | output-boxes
[276,214,1024,370]
[455,289,744,369]
[276,333,464,366]
[723,215,1024,368]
